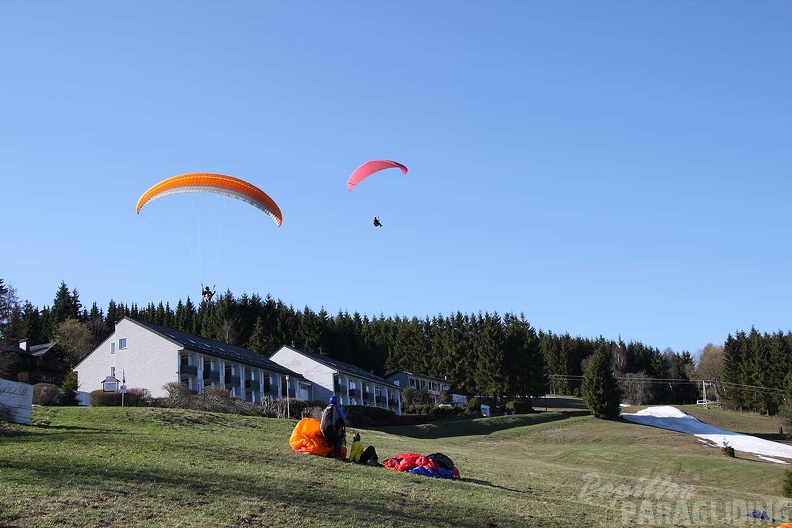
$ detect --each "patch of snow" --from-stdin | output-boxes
[621,406,792,461]
[756,455,789,465]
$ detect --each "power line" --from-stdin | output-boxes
[547,374,787,396]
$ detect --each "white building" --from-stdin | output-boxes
[74,317,308,403]
[269,345,403,415]
[385,370,452,405]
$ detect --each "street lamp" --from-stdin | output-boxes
[285,375,290,419]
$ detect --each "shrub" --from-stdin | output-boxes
[58,371,80,406]
[124,388,152,407]
[403,403,433,416]
[33,383,60,406]
[89,388,151,407]
[287,399,321,420]
[721,441,735,458]
[162,382,192,408]
[344,405,399,427]
[465,397,481,415]
[505,401,534,414]
[90,390,123,407]
[783,469,792,498]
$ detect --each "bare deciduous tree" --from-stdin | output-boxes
[620,372,652,405]
[53,319,94,367]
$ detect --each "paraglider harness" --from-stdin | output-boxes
[320,401,346,458]
[373,216,382,227]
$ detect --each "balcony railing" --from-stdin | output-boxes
[226,375,241,385]
[388,399,399,406]
[362,391,371,400]
[348,388,359,397]
[204,370,220,382]
[180,365,198,376]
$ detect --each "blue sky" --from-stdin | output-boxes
[3,1,791,355]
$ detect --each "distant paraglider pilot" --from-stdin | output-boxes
[202,285,216,303]
[373,216,382,227]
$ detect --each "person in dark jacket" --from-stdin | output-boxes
[320,396,346,458]
[201,285,216,303]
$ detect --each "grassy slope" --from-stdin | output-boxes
[0,405,790,528]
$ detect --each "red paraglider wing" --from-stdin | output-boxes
[346,160,408,191]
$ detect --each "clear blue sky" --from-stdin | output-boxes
[3,1,791,355]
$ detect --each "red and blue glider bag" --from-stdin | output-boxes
[382,452,460,479]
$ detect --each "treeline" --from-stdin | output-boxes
[722,327,792,414]
[0,279,704,405]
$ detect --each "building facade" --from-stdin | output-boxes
[385,370,451,405]
[269,345,403,415]
[74,317,308,402]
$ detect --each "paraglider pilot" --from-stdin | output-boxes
[320,395,346,458]
[202,285,216,303]
[373,216,382,227]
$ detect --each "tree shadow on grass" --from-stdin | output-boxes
[377,411,590,439]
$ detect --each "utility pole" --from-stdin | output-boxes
[285,375,290,419]
[120,370,127,408]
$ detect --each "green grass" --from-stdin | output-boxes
[1,404,791,527]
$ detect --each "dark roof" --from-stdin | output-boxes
[6,343,55,357]
[384,370,450,384]
[125,317,303,378]
[27,343,55,357]
[272,345,400,390]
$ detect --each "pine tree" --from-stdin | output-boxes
[472,312,506,401]
[0,279,20,345]
[581,343,622,419]
[246,316,268,354]
[22,302,44,344]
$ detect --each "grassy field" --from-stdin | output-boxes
[1,402,791,528]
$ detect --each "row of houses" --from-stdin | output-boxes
[70,317,454,415]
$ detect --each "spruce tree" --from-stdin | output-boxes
[581,344,622,419]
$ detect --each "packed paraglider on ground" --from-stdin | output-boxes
[289,396,460,480]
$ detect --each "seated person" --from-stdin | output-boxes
[349,432,380,466]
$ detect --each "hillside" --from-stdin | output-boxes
[1,405,790,527]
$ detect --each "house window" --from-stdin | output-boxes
[119,338,127,350]
[111,342,115,354]
[111,367,116,377]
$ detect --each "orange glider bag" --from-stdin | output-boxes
[289,418,332,457]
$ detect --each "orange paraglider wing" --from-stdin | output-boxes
[289,418,332,457]
[136,173,282,227]
[346,160,408,191]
